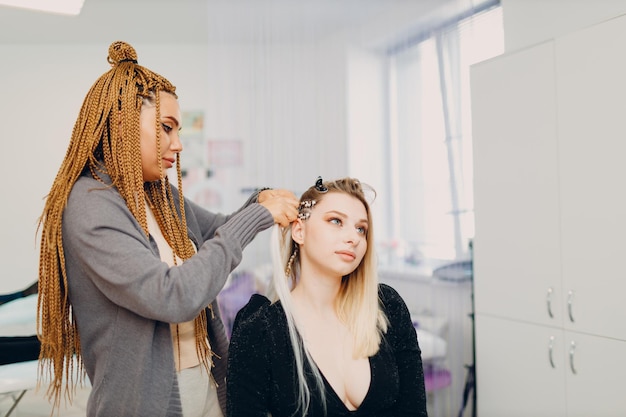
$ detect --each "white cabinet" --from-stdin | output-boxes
[556,15,626,342]
[472,41,563,328]
[564,332,626,417]
[475,316,567,417]
[475,316,626,417]
[472,14,626,417]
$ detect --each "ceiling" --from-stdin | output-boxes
[0,0,485,46]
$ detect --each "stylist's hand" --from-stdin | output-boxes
[258,189,299,227]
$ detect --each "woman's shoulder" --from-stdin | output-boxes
[234,294,271,323]
[65,175,130,227]
[231,294,284,334]
[229,294,288,354]
[378,283,404,304]
[378,283,411,319]
[68,175,122,205]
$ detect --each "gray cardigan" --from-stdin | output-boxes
[62,174,274,417]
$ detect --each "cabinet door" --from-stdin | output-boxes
[471,41,563,326]
[556,15,626,341]
[564,332,626,417]
[475,315,567,417]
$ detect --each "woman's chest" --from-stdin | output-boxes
[267,334,400,416]
[305,329,370,409]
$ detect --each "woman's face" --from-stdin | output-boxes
[294,192,369,278]
[139,91,182,182]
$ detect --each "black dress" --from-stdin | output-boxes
[226,283,428,417]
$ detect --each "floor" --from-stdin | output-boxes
[0,384,91,417]
[2,379,468,417]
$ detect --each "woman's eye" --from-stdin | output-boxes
[356,226,367,235]
[161,123,173,133]
[330,218,341,226]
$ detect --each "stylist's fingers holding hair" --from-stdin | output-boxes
[258,188,298,203]
[259,189,299,227]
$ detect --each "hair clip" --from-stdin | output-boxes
[298,200,316,221]
[299,200,316,210]
[314,176,328,193]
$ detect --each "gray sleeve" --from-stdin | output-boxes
[62,179,274,323]
[182,188,263,243]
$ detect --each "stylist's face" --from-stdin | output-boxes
[140,92,182,182]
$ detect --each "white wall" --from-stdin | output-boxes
[346,46,390,240]
[0,0,498,292]
[0,40,350,291]
[0,43,206,292]
[202,40,351,271]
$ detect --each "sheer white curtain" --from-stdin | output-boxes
[385,5,504,262]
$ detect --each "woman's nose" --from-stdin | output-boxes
[345,229,361,245]
[171,132,183,153]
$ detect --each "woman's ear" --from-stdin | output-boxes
[291,219,305,245]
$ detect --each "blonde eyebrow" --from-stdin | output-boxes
[326,210,368,225]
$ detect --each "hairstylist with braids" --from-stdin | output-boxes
[36,41,298,417]
[227,177,427,416]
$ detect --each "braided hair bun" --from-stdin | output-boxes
[107,40,138,66]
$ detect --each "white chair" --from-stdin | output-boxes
[0,360,39,417]
[0,289,39,417]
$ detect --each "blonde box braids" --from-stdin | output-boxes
[37,41,213,409]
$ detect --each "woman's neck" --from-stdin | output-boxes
[291,273,340,315]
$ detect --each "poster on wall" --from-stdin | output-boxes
[176,110,246,211]
[207,139,243,168]
[180,110,207,173]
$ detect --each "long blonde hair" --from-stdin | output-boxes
[36,41,212,409]
[268,177,388,416]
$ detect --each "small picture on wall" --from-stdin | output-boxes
[180,111,207,171]
[208,139,243,168]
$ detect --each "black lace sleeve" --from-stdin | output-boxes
[379,284,428,416]
[226,294,273,417]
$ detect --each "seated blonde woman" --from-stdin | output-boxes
[227,177,427,417]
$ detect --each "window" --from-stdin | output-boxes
[367,4,504,264]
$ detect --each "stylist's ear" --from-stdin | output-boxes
[291,220,305,244]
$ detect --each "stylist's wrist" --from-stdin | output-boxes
[257,187,272,203]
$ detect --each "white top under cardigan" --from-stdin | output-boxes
[145,201,223,417]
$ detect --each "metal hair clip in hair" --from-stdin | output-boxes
[298,200,316,221]
[314,176,328,193]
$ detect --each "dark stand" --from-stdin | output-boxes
[457,241,476,417]
[457,334,476,417]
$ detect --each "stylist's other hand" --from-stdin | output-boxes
[259,189,299,227]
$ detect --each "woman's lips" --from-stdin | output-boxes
[336,250,356,261]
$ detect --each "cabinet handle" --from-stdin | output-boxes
[546,287,554,318]
[567,290,575,322]
[548,335,556,368]
[569,340,577,375]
